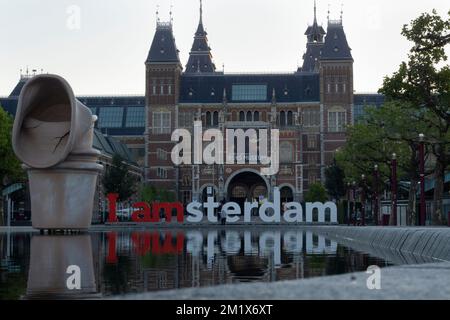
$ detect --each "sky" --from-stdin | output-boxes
[0,0,449,96]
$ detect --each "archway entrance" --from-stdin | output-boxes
[226,171,268,211]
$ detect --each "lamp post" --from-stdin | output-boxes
[419,133,426,226]
[347,182,351,226]
[391,153,398,226]
[373,165,379,226]
[352,181,357,226]
[361,174,366,226]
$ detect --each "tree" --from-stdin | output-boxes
[139,184,175,203]
[380,9,450,225]
[0,106,24,225]
[304,183,328,203]
[325,159,346,202]
[102,154,138,202]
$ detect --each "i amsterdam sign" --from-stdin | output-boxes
[107,187,338,224]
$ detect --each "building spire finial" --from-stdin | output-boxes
[314,0,317,24]
[200,0,203,25]
[340,3,343,21]
[170,3,173,24]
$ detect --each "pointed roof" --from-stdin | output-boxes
[321,20,353,61]
[304,1,326,43]
[146,21,181,64]
[185,0,216,74]
[301,1,325,72]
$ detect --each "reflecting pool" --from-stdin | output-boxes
[0,229,393,299]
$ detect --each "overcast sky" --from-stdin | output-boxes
[0,0,449,96]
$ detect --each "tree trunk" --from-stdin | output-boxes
[407,179,418,226]
[432,158,445,225]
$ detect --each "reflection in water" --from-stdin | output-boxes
[0,230,391,299]
[25,235,98,299]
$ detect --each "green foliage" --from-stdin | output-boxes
[139,184,175,203]
[102,154,138,202]
[0,106,23,188]
[325,160,346,201]
[379,9,450,225]
[304,183,328,203]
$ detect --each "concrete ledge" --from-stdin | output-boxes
[314,226,450,262]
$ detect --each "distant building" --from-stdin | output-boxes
[0,1,385,205]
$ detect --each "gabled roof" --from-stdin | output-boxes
[146,22,181,64]
[321,21,353,61]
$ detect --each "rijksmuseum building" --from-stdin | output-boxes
[1,2,384,206]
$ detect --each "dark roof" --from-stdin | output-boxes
[321,21,352,60]
[0,94,146,137]
[9,77,28,97]
[179,73,320,103]
[93,129,137,165]
[301,42,324,72]
[146,23,180,64]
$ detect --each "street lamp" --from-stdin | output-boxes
[373,164,379,226]
[361,174,366,226]
[347,182,351,226]
[352,181,357,226]
[391,153,397,226]
[419,133,426,226]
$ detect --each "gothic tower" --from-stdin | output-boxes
[319,12,354,179]
[145,18,183,193]
[301,1,326,72]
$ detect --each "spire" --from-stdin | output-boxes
[305,1,326,43]
[314,0,317,24]
[200,0,203,25]
[185,0,216,73]
[301,1,326,72]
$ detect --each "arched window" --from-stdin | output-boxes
[280,111,286,126]
[213,111,219,126]
[287,111,294,126]
[254,111,260,121]
[206,111,212,127]
[239,111,245,122]
[246,111,252,122]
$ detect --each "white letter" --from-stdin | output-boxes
[66,265,81,290]
[223,202,241,223]
[171,129,191,165]
[260,129,279,176]
[259,187,280,223]
[283,202,303,223]
[204,194,219,223]
[194,120,203,164]
[66,5,81,30]
[186,201,203,223]
[203,129,224,165]
[244,201,258,223]
[366,265,381,290]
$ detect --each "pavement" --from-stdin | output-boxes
[110,261,450,300]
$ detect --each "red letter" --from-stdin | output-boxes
[131,202,152,222]
[107,193,119,222]
[106,232,117,264]
[152,202,184,223]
